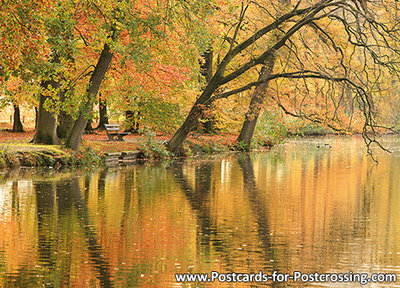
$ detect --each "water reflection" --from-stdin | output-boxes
[169,161,219,249]
[237,155,274,263]
[0,136,399,287]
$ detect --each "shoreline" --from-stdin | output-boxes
[0,133,396,170]
[2,132,382,170]
[0,137,274,170]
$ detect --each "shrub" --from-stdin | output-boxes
[138,130,171,159]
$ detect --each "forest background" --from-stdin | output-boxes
[1,0,400,158]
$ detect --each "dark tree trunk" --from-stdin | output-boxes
[57,111,75,139]
[12,104,24,132]
[236,53,275,149]
[199,48,213,83]
[366,93,376,116]
[203,112,215,134]
[96,96,109,130]
[200,48,215,134]
[124,110,139,133]
[57,89,75,139]
[168,113,198,155]
[56,36,75,140]
[66,42,114,150]
[34,106,38,129]
[344,85,354,116]
[32,79,60,145]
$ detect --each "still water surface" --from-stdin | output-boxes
[1,136,400,287]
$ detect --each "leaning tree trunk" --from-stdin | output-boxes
[96,96,109,130]
[32,79,60,145]
[12,104,24,132]
[66,42,114,150]
[200,48,215,134]
[236,53,275,149]
[168,80,219,155]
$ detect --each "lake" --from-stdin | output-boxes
[1,136,400,287]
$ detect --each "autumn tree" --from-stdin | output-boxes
[0,0,48,133]
[0,0,75,143]
[236,53,276,148]
[0,0,47,77]
[167,0,400,155]
[64,0,214,149]
[1,0,215,149]
[66,31,117,149]
[65,1,166,149]
[95,0,216,135]
[32,1,76,145]
[1,76,37,132]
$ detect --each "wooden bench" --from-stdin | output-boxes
[104,124,129,141]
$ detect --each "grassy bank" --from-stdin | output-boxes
[0,126,285,169]
[0,131,231,169]
[0,143,103,169]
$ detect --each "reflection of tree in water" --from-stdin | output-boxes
[120,167,134,238]
[97,167,108,202]
[1,181,48,288]
[237,154,288,288]
[3,181,60,287]
[58,178,114,288]
[169,160,235,267]
[3,176,115,288]
[35,181,56,288]
[237,155,273,256]
[170,158,281,281]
